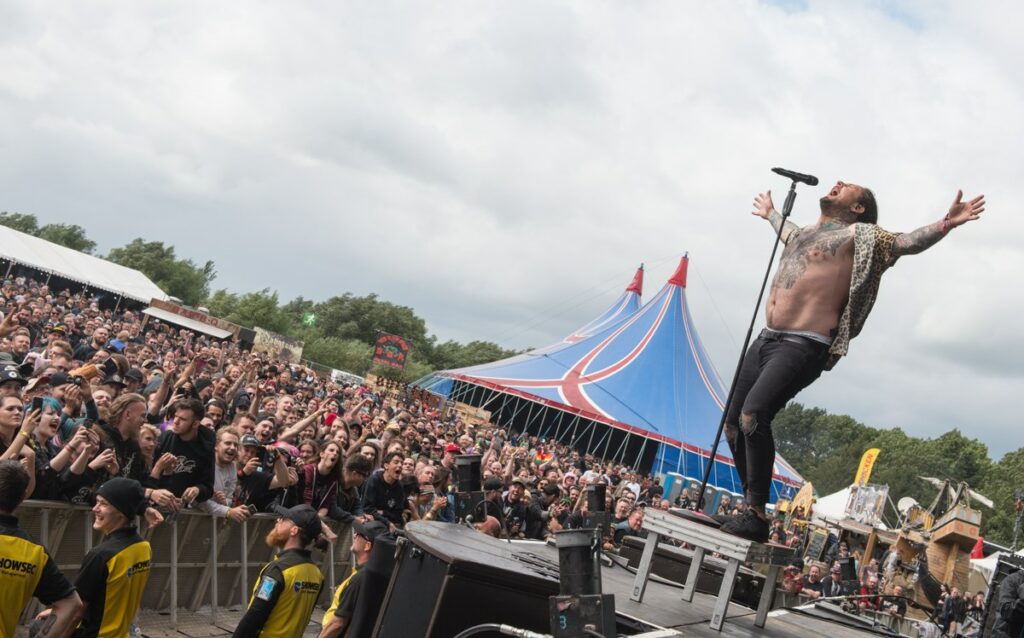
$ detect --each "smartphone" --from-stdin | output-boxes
[31,396,44,411]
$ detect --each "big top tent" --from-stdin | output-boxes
[416,256,804,502]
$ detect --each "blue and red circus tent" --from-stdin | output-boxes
[415,257,803,501]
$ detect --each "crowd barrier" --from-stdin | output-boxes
[16,500,354,629]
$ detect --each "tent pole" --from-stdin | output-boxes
[601,428,613,461]
[635,437,648,473]
[524,402,544,438]
[612,433,629,465]
[522,402,534,437]
[592,428,610,459]
[585,420,596,456]
[566,414,581,446]
[3,261,14,279]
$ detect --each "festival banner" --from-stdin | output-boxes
[252,327,305,364]
[853,448,881,486]
[372,332,412,370]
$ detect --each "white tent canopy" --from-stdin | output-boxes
[812,487,851,522]
[0,225,167,303]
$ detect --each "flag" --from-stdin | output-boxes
[853,448,881,486]
[302,312,317,327]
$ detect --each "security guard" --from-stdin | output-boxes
[0,459,82,637]
[318,519,387,638]
[72,477,153,638]
[234,504,325,638]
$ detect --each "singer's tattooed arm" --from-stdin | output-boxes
[768,210,800,244]
[892,190,986,258]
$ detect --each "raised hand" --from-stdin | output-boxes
[752,190,775,220]
[946,190,985,227]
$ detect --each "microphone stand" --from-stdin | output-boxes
[694,178,801,512]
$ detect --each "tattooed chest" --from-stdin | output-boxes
[774,228,852,289]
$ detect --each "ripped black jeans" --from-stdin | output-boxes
[725,329,829,508]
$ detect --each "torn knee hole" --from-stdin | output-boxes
[724,423,739,444]
[740,413,758,436]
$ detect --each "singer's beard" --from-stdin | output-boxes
[265,527,290,549]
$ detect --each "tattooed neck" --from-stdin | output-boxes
[818,219,852,232]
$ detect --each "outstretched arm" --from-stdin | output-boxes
[892,190,985,257]
[752,190,799,243]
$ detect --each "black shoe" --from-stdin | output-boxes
[709,512,733,526]
[719,509,769,543]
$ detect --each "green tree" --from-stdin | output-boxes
[302,336,374,373]
[430,339,518,370]
[37,223,96,254]
[313,293,429,346]
[107,239,215,306]
[0,211,40,235]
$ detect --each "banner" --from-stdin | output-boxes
[372,332,411,370]
[252,327,305,364]
[853,448,881,486]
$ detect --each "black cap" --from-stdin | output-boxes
[96,478,148,520]
[0,366,27,386]
[102,374,126,388]
[240,434,261,448]
[483,477,504,492]
[271,504,323,540]
[125,369,144,382]
[49,371,71,387]
[353,519,388,542]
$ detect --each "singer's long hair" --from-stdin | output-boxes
[858,187,878,224]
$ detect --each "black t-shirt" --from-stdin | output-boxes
[235,469,277,512]
[336,568,364,621]
[361,472,405,526]
[801,576,824,596]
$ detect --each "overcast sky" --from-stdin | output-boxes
[1,1,1020,458]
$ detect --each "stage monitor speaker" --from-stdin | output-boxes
[347,534,397,638]
[455,454,483,492]
[981,554,1024,637]
[374,521,559,638]
[585,483,606,512]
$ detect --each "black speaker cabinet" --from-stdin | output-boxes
[374,521,560,638]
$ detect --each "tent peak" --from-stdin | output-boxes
[668,254,689,288]
[626,264,644,295]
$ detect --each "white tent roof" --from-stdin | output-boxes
[0,225,168,303]
[142,307,232,339]
[812,487,851,522]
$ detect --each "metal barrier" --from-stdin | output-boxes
[16,500,353,629]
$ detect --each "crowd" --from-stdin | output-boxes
[1,274,673,636]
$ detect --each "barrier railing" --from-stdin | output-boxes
[16,500,353,629]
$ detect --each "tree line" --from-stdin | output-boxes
[1,211,518,380]
[5,211,1021,545]
[774,403,1021,547]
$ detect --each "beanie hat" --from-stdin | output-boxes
[96,478,148,520]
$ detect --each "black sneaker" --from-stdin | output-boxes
[719,509,769,543]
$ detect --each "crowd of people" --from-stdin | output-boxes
[1,274,674,636]
[3,273,1000,637]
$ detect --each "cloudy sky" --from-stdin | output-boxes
[1,1,1020,457]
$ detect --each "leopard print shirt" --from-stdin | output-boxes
[825,223,900,370]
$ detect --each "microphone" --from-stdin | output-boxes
[771,167,819,186]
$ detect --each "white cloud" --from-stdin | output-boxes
[0,0,1019,456]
